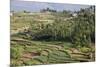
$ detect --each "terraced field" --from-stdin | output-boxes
[10,12,95,66]
[11,34,95,66]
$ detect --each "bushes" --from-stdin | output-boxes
[79,47,91,53]
[10,45,24,66]
[11,45,24,59]
[29,6,95,48]
[71,6,95,47]
[30,20,74,41]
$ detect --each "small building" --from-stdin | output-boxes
[72,13,77,17]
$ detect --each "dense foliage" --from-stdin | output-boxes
[72,6,95,47]
[29,6,95,47]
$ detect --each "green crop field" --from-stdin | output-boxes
[10,6,95,66]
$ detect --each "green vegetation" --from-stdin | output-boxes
[11,6,95,66]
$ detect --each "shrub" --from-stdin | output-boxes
[11,46,24,59]
[80,47,91,53]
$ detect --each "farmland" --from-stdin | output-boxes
[10,6,95,66]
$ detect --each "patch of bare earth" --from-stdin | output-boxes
[22,52,40,59]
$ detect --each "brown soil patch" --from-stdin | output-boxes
[22,52,40,59]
